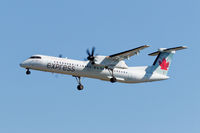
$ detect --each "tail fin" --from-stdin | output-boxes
[148,46,187,75]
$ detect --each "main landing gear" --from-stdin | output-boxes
[110,77,117,83]
[75,76,84,90]
[26,68,31,75]
[106,67,117,83]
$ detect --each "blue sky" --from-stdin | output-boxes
[0,0,199,133]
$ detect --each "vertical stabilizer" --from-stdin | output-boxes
[148,46,187,76]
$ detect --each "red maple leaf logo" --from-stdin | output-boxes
[159,58,169,70]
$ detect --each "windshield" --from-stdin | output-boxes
[29,56,42,59]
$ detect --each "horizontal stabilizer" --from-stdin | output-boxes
[149,46,187,56]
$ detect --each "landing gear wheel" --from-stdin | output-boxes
[26,69,31,75]
[107,68,117,83]
[77,84,84,90]
[110,77,117,83]
[74,76,84,90]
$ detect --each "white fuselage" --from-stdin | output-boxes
[20,55,169,83]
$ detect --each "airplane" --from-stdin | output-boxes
[20,45,187,90]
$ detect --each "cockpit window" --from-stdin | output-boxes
[29,56,42,59]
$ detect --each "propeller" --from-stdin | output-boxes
[59,54,63,58]
[86,47,96,64]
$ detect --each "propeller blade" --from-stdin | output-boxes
[59,54,62,58]
[91,47,95,56]
[86,49,91,56]
[86,47,96,62]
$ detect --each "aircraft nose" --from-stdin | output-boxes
[20,62,25,67]
[20,60,28,68]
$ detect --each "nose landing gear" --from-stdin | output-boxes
[26,69,31,75]
[74,76,84,90]
[77,84,84,90]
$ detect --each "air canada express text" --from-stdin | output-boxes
[47,63,75,72]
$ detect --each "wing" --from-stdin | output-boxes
[108,45,150,61]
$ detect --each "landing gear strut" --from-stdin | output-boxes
[107,68,117,83]
[26,68,31,75]
[75,76,84,90]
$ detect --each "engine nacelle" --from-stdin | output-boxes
[94,55,128,69]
